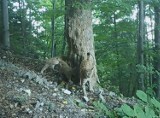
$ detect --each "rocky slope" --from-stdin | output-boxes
[0,50,137,118]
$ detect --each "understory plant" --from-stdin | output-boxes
[93,90,160,118]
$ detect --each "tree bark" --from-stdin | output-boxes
[2,0,10,49]
[51,0,56,57]
[137,0,145,91]
[18,0,26,54]
[62,0,67,55]
[154,6,160,98]
[65,0,98,84]
[0,1,2,45]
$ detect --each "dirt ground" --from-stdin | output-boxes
[0,50,137,118]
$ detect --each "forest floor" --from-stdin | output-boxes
[0,50,137,118]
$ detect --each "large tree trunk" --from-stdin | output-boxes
[65,0,98,84]
[154,6,160,98]
[137,0,145,91]
[2,0,10,49]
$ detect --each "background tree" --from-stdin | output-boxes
[93,0,137,96]
[51,0,57,57]
[2,0,10,49]
[0,1,2,45]
[154,4,160,98]
[137,0,145,91]
[7,0,64,58]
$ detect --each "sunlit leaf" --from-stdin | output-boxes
[151,98,160,110]
[121,104,135,117]
[145,106,156,118]
[134,104,146,118]
[136,90,147,102]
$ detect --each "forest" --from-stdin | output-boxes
[0,0,160,117]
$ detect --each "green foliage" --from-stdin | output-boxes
[93,101,115,118]
[134,104,146,118]
[119,90,160,118]
[8,0,65,58]
[121,104,135,117]
[136,90,147,102]
[151,98,160,110]
[94,90,160,118]
[136,64,154,76]
[94,0,138,96]
[72,1,93,10]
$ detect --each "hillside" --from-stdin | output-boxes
[0,50,136,118]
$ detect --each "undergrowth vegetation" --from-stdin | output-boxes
[94,90,160,118]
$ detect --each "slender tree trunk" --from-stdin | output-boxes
[51,0,56,57]
[62,15,67,55]
[113,13,124,95]
[137,0,145,91]
[0,2,2,45]
[62,0,67,55]
[0,1,2,45]
[65,0,98,84]
[28,6,32,46]
[149,6,153,88]
[18,0,26,54]
[2,0,10,49]
[154,6,160,98]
